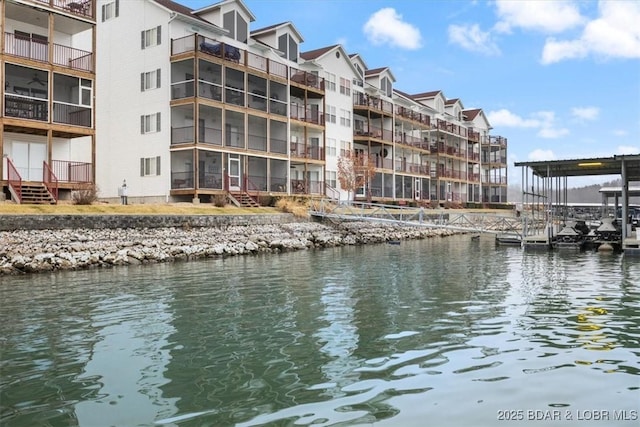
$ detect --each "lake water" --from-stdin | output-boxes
[1,235,638,427]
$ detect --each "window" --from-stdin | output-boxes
[325,105,336,124]
[140,156,161,176]
[102,0,119,21]
[278,33,298,62]
[339,109,351,127]
[223,11,248,43]
[340,140,350,157]
[326,170,337,188]
[141,26,161,49]
[381,76,392,97]
[339,77,351,96]
[140,113,161,134]
[326,138,337,157]
[325,72,336,92]
[141,69,161,91]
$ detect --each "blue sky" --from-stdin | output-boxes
[181,0,640,187]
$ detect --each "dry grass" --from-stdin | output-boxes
[0,201,281,216]
[275,198,311,218]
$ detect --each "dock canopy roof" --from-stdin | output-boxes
[514,154,640,181]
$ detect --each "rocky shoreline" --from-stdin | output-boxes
[0,220,460,275]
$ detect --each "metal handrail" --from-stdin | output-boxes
[43,161,59,203]
[6,157,22,203]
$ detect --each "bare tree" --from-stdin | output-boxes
[337,150,377,202]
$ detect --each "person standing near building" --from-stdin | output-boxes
[120,180,128,205]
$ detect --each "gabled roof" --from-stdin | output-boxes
[365,66,396,82]
[193,0,256,22]
[348,53,368,74]
[445,98,460,105]
[154,0,195,16]
[153,0,227,34]
[252,21,304,43]
[412,90,441,99]
[463,108,481,121]
[300,44,362,78]
[300,44,339,61]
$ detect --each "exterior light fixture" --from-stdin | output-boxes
[578,162,603,167]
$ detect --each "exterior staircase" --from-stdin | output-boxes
[229,192,260,208]
[18,182,57,204]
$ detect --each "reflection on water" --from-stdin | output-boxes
[1,236,638,426]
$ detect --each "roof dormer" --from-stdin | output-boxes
[192,0,256,44]
[445,98,464,121]
[364,67,396,98]
[252,21,303,62]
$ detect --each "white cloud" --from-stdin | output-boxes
[542,1,640,64]
[448,23,500,55]
[617,145,640,154]
[613,129,628,137]
[363,8,422,50]
[494,0,585,34]
[528,149,557,161]
[487,109,540,128]
[533,111,570,138]
[487,109,569,139]
[571,106,599,121]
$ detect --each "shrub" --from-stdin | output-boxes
[71,183,99,205]
[212,194,227,207]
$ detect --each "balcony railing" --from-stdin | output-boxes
[43,161,59,202]
[489,135,508,147]
[34,0,95,19]
[291,179,323,195]
[290,104,323,124]
[4,33,94,72]
[4,94,48,121]
[395,105,431,127]
[353,93,394,115]
[171,35,289,80]
[51,160,92,183]
[394,133,430,150]
[270,137,287,154]
[53,102,91,127]
[290,69,324,91]
[436,119,467,138]
[171,171,194,189]
[6,157,22,203]
[290,142,324,160]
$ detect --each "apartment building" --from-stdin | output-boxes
[1,0,508,206]
[96,0,325,204]
[1,0,96,203]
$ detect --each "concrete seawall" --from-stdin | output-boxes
[0,214,297,231]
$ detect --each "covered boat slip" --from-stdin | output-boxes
[514,154,640,253]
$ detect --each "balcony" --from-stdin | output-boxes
[53,102,91,127]
[353,93,394,115]
[290,142,324,160]
[51,160,92,183]
[4,94,48,121]
[33,0,95,19]
[171,35,288,80]
[4,32,94,72]
[290,69,324,91]
[290,104,323,125]
[395,105,431,127]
